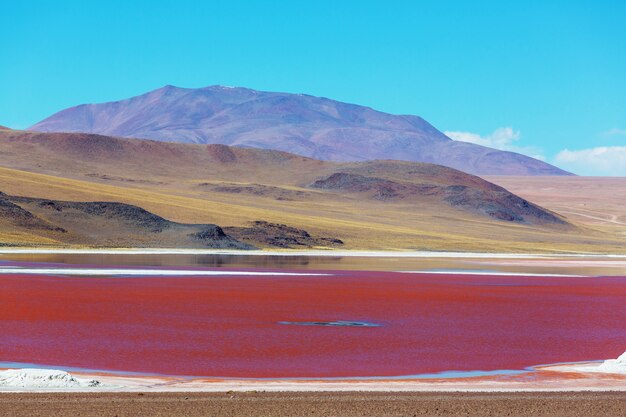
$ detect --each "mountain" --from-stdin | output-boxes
[30,85,571,176]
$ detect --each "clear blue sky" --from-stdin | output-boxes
[2,0,625,174]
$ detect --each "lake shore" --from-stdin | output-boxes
[2,247,626,257]
[2,362,626,393]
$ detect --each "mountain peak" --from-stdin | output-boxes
[204,84,240,90]
[29,86,571,176]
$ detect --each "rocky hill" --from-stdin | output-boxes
[0,192,252,249]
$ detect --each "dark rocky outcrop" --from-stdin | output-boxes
[200,183,311,201]
[39,201,172,232]
[0,192,65,232]
[311,172,437,201]
[442,186,567,225]
[189,225,255,249]
[206,144,237,163]
[225,221,344,248]
[2,192,254,249]
[310,173,568,226]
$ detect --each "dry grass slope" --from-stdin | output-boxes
[0,130,623,252]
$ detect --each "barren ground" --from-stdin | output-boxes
[0,392,624,417]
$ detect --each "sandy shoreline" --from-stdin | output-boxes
[2,362,625,393]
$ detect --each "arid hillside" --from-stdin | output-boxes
[0,192,254,249]
[0,129,621,252]
[486,176,626,240]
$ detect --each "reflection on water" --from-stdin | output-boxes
[0,252,624,276]
[278,321,382,327]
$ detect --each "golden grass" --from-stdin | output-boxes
[0,228,60,246]
[2,166,624,253]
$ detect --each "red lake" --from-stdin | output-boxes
[1,265,625,378]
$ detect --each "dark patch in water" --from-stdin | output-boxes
[278,320,381,327]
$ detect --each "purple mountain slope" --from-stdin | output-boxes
[30,85,571,176]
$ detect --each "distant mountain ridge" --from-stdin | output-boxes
[30,85,571,176]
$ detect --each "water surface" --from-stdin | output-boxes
[0,254,624,378]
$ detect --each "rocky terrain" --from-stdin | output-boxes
[29,85,570,176]
[0,192,252,249]
[311,172,568,225]
[0,191,347,249]
[225,221,344,248]
[198,183,313,201]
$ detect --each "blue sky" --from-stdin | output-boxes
[2,0,625,174]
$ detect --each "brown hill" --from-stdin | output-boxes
[0,192,252,249]
[0,129,566,226]
[0,192,62,232]
[0,129,324,184]
[1,191,344,249]
[310,172,567,225]
[0,129,621,252]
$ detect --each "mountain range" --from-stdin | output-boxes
[30,85,571,176]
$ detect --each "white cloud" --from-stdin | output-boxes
[606,128,626,136]
[554,147,626,176]
[445,126,520,148]
[444,127,545,161]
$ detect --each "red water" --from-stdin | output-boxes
[1,269,624,378]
